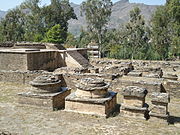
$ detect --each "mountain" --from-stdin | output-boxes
[0,0,158,36]
[0,10,6,19]
[69,0,158,35]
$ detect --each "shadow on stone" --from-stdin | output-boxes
[168,115,180,124]
[110,104,121,117]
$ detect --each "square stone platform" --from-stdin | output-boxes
[18,87,70,110]
[65,91,117,117]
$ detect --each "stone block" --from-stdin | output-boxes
[122,86,148,98]
[120,86,149,119]
[149,92,170,122]
[151,92,170,104]
[18,87,70,110]
[120,104,149,119]
[123,96,145,108]
[65,91,117,117]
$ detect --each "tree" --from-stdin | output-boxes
[42,0,77,34]
[166,0,180,58]
[20,0,45,41]
[151,6,171,60]
[0,0,77,43]
[125,7,149,60]
[64,33,78,48]
[44,24,66,44]
[81,0,113,57]
[151,0,180,59]
[0,7,25,41]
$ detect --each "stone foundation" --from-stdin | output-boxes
[149,93,170,122]
[65,91,117,117]
[120,86,149,120]
[120,105,149,119]
[18,87,70,110]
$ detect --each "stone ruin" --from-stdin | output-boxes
[18,75,70,110]
[0,42,179,123]
[120,86,149,120]
[65,78,117,117]
[150,92,170,122]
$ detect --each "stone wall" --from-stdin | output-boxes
[0,70,65,85]
[0,52,28,71]
[27,51,65,71]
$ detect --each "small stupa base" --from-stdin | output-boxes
[65,91,117,117]
[18,87,70,110]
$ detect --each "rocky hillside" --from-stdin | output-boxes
[0,10,6,19]
[68,0,158,35]
[0,0,158,36]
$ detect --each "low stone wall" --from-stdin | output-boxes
[0,70,65,85]
[0,42,14,48]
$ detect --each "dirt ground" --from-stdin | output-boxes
[0,82,180,135]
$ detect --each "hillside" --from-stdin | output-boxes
[68,0,158,35]
[0,10,6,19]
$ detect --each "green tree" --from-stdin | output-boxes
[64,33,78,48]
[81,0,113,56]
[151,0,180,60]
[42,0,77,35]
[125,7,149,60]
[44,24,66,44]
[166,0,180,58]
[0,7,25,41]
[151,6,170,60]
[20,0,45,41]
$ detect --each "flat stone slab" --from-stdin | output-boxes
[151,92,170,103]
[122,86,148,98]
[127,71,142,77]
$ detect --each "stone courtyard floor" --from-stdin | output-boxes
[0,82,180,135]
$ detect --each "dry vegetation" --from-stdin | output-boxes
[0,82,180,135]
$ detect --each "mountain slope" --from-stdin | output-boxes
[0,10,6,19]
[69,0,158,35]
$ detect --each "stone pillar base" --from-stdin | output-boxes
[120,104,149,120]
[65,91,117,117]
[18,87,70,110]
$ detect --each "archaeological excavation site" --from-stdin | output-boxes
[0,42,179,135]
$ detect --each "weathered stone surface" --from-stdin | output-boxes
[112,76,165,95]
[150,92,170,122]
[65,91,117,117]
[120,86,149,119]
[151,92,170,103]
[122,86,148,98]
[74,78,110,98]
[76,78,109,91]
[127,71,142,77]
[163,80,180,98]
[123,97,145,108]
[163,73,178,81]
[30,75,62,93]
[18,87,70,110]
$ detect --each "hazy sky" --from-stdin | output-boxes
[0,0,166,11]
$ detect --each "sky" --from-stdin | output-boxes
[0,0,166,11]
